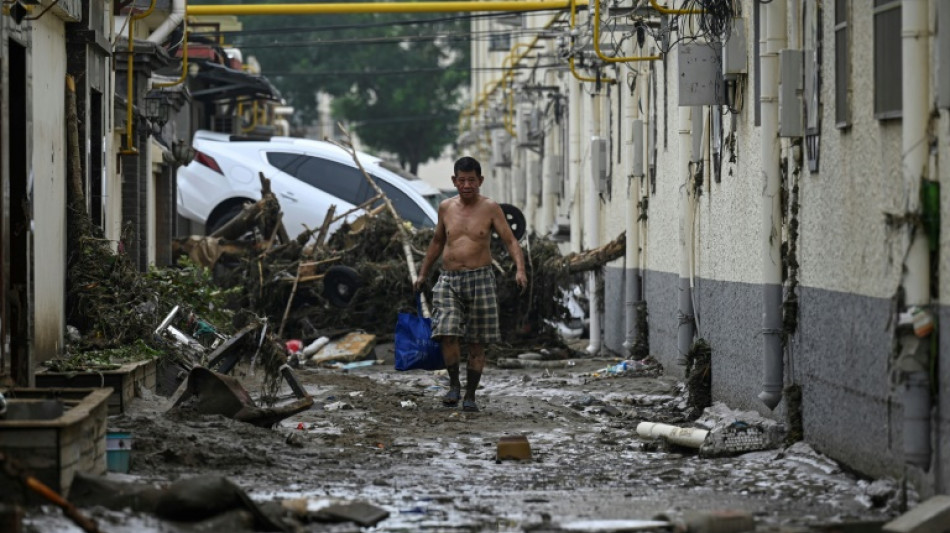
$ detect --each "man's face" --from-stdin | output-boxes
[452,170,482,198]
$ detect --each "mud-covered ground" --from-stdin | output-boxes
[24,342,909,532]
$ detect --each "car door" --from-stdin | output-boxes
[264,151,346,239]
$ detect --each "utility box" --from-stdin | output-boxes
[491,129,512,168]
[591,137,608,194]
[631,119,645,177]
[678,44,724,106]
[779,49,804,137]
[722,20,747,79]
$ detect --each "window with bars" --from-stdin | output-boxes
[873,0,902,119]
[834,0,851,127]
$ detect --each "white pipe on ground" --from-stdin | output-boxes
[636,422,709,448]
[899,0,931,470]
[758,0,786,410]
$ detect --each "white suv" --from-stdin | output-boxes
[177,130,438,240]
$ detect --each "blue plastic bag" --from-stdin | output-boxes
[394,295,444,371]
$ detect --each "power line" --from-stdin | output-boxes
[264,64,559,77]
[193,10,558,38]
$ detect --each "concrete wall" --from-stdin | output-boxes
[31,15,68,362]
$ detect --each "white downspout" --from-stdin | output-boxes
[147,0,185,43]
[540,63,559,236]
[758,0,786,409]
[623,51,643,353]
[675,106,695,366]
[586,89,603,355]
[899,0,931,469]
[569,73,583,254]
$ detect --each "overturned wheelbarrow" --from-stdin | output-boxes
[171,366,312,428]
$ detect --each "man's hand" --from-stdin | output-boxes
[515,270,528,292]
[413,275,425,293]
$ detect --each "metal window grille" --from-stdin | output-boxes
[873,0,902,119]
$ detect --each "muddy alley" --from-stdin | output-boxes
[21,341,905,533]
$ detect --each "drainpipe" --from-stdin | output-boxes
[147,0,185,43]
[899,0,931,469]
[540,63,559,236]
[758,0,785,409]
[120,0,158,155]
[675,106,695,366]
[569,70,583,254]
[623,44,643,353]
[586,89,602,355]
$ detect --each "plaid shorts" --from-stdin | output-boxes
[431,266,501,344]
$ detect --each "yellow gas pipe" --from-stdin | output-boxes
[122,0,157,155]
[154,28,189,88]
[568,0,614,84]
[649,0,703,16]
[187,1,576,16]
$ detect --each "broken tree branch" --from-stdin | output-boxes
[327,124,430,316]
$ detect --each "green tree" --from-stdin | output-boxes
[200,2,470,173]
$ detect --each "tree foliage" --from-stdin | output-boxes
[203,1,470,172]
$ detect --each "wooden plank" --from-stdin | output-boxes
[308,332,377,364]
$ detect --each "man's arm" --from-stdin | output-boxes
[413,203,447,292]
[491,204,527,289]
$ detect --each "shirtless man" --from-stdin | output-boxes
[413,156,527,412]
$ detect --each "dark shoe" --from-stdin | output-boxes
[462,399,479,412]
[442,387,461,407]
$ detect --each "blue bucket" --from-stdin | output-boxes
[106,432,133,473]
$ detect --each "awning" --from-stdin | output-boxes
[191,61,281,102]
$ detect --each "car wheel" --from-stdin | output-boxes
[206,204,245,236]
[492,203,527,241]
[323,265,362,308]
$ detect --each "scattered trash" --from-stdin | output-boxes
[400,400,417,409]
[695,403,786,456]
[654,510,756,533]
[636,422,709,449]
[559,519,670,531]
[324,401,352,411]
[302,336,331,357]
[497,435,532,461]
[284,339,302,354]
[339,360,377,370]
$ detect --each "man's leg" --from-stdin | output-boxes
[463,343,486,411]
[441,336,462,406]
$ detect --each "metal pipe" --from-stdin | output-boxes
[676,106,694,366]
[121,0,158,155]
[899,0,931,469]
[568,0,616,84]
[586,91,602,355]
[593,0,661,63]
[623,40,643,353]
[757,0,785,410]
[154,29,189,88]
[148,0,184,43]
[569,65,583,254]
[648,0,702,16]
[188,0,577,17]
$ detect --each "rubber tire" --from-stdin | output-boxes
[205,204,244,236]
[323,265,362,308]
[493,203,526,241]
